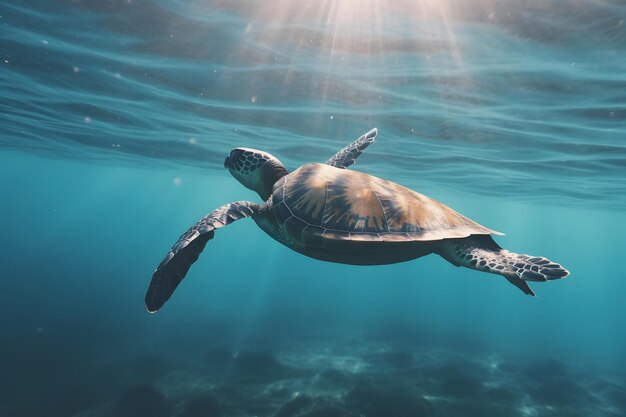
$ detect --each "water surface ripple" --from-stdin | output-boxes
[1,0,625,208]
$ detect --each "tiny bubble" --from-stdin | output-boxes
[84,116,92,123]
[73,66,81,73]
[330,115,334,119]
[250,96,257,103]
[173,177,182,186]
[42,40,48,45]
[609,111,615,118]
[189,137,197,144]
[4,60,8,64]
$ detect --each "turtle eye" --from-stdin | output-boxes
[228,149,244,164]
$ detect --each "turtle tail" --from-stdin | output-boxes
[438,235,570,296]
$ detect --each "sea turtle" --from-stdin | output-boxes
[145,128,569,312]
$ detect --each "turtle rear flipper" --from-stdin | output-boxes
[438,235,569,296]
[504,275,536,296]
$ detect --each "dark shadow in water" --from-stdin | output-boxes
[115,384,172,417]
[179,393,221,417]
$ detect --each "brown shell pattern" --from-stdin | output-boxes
[272,164,503,242]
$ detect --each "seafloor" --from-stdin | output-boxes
[4,335,624,417]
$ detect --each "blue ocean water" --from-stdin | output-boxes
[1,0,626,416]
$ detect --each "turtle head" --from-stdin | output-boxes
[224,147,288,200]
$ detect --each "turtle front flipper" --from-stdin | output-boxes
[145,201,261,313]
[326,128,377,169]
[438,235,570,296]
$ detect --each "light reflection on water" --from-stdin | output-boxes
[1,0,625,208]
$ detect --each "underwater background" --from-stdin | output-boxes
[1,0,626,416]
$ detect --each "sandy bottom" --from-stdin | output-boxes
[3,335,615,417]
